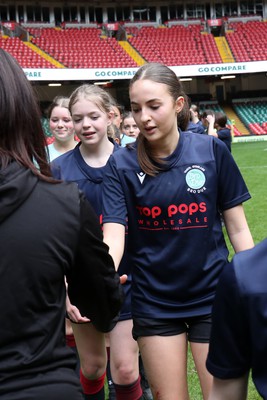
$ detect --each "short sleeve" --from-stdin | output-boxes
[102,156,128,226]
[213,139,251,211]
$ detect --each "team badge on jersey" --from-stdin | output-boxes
[185,166,206,191]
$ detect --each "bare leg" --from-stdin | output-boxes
[71,323,107,379]
[109,319,140,385]
[190,342,213,400]
[138,333,189,400]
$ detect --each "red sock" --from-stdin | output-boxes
[66,333,76,348]
[80,370,106,395]
[114,375,143,400]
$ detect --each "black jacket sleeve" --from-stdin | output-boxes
[67,192,124,332]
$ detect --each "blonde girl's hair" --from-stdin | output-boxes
[69,84,115,116]
[129,62,190,176]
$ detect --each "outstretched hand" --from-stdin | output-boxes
[66,295,91,323]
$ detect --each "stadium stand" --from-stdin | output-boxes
[226,21,267,62]
[31,27,138,68]
[198,102,246,137]
[233,99,267,135]
[0,35,56,68]
[1,20,267,68]
[128,25,222,65]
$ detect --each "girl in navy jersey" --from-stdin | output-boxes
[102,63,254,400]
[51,84,143,400]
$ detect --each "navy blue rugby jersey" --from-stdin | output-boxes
[207,239,267,398]
[51,141,119,218]
[102,131,251,319]
[217,127,232,152]
[187,121,205,135]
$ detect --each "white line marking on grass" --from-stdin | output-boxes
[239,165,267,169]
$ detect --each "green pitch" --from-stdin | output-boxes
[229,140,267,253]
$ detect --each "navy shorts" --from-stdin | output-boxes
[132,315,211,343]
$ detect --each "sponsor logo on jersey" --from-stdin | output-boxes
[136,172,146,184]
[136,202,208,230]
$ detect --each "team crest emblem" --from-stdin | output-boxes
[185,168,206,190]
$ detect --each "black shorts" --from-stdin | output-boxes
[132,315,211,343]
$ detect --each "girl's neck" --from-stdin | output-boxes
[79,136,114,168]
[53,137,76,153]
[150,129,179,159]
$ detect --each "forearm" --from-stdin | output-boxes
[209,376,248,400]
[207,125,217,137]
[103,222,125,270]
[223,205,254,253]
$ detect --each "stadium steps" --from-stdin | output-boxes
[222,105,250,135]
[214,37,235,63]
[118,41,146,66]
[24,42,65,68]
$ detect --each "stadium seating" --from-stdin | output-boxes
[226,21,267,62]
[0,36,56,68]
[128,25,222,65]
[31,27,137,68]
[2,21,267,69]
[233,100,267,135]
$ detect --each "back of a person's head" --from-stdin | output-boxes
[107,123,121,144]
[215,112,227,128]
[190,104,199,114]
[0,49,51,177]
[201,109,215,119]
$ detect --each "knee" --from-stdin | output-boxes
[81,355,107,380]
[113,362,138,385]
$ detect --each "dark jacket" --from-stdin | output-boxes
[0,161,123,398]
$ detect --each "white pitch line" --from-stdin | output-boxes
[239,165,267,169]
